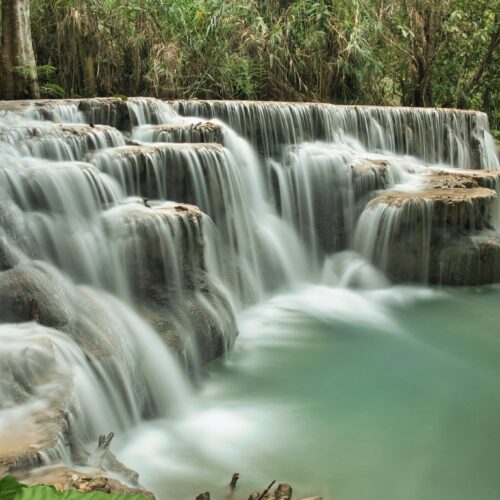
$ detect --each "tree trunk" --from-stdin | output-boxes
[74,0,96,96]
[0,0,40,99]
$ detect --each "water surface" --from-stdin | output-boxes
[117,283,500,500]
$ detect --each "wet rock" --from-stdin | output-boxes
[0,237,20,270]
[424,169,500,190]
[0,263,72,328]
[137,122,224,144]
[432,234,500,285]
[171,100,494,168]
[77,98,131,131]
[196,493,210,500]
[89,143,229,210]
[1,122,124,161]
[106,201,238,365]
[4,161,113,213]
[357,186,499,284]
[271,152,393,254]
[369,187,496,232]
[0,98,131,130]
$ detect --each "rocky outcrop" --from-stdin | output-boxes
[271,152,391,254]
[89,143,228,204]
[433,234,500,285]
[355,174,499,284]
[423,168,500,190]
[105,202,238,365]
[1,122,125,160]
[135,122,224,144]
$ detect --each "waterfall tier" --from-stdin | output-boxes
[1,97,499,493]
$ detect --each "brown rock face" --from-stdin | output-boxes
[357,183,499,284]
[137,122,224,144]
[89,143,230,213]
[104,201,238,365]
[423,169,500,190]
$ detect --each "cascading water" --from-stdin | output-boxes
[1,97,499,499]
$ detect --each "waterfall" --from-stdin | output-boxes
[1,96,499,484]
[173,100,499,170]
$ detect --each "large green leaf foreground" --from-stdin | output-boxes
[0,476,150,500]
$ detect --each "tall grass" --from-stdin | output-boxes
[22,0,500,132]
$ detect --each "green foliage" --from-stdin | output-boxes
[0,476,149,500]
[23,0,500,129]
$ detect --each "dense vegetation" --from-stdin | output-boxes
[1,0,499,133]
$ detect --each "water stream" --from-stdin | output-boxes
[117,282,500,500]
[0,97,499,499]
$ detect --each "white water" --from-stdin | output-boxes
[1,98,499,497]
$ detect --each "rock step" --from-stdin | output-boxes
[3,98,497,170]
[0,122,126,161]
[369,186,496,232]
[423,168,500,190]
[271,154,391,253]
[104,200,237,364]
[0,98,130,130]
[170,99,496,169]
[134,122,224,144]
[356,184,499,284]
[88,143,232,211]
[1,161,118,214]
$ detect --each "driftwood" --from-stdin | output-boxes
[230,473,240,490]
[257,480,276,500]
[91,432,114,468]
[224,472,240,499]
[197,475,308,500]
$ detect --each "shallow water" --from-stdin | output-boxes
[116,283,500,500]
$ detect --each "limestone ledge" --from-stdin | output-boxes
[363,181,499,284]
[88,143,230,209]
[137,122,224,144]
[423,168,500,190]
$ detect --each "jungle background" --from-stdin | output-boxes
[1,0,499,135]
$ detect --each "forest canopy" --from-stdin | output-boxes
[1,0,499,133]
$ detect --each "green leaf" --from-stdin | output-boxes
[0,476,149,500]
[14,484,149,499]
[0,476,27,500]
